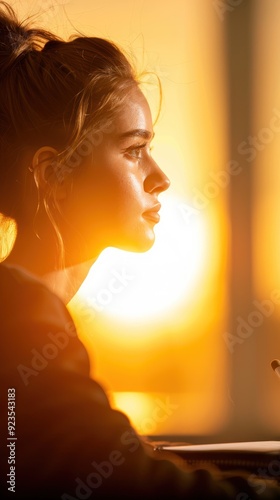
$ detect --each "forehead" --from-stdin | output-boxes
[113,87,153,139]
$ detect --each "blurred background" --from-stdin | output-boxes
[8,0,280,442]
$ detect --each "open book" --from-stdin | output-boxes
[155,441,280,474]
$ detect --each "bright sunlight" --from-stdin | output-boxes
[77,192,208,322]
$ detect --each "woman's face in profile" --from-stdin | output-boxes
[61,86,170,261]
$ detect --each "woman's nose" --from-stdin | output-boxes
[144,161,171,194]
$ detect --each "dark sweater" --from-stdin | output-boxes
[0,263,278,499]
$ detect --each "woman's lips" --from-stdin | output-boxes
[142,204,161,223]
[143,211,160,223]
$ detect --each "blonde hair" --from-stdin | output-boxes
[0,2,140,267]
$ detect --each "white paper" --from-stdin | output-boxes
[162,441,280,453]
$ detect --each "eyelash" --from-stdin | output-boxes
[125,143,153,160]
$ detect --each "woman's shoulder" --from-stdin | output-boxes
[0,262,46,284]
[0,262,91,383]
[0,262,58,312]
[0,262,74,334]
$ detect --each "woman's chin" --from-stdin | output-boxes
[115,233,155,253]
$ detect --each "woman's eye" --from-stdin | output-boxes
[125,144,152,160]
[128,147,143,159]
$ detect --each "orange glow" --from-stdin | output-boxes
[77,192,208,325]
[0,216,17,263]
[8,0,230,436]
[250,1,280,434]
[253,2,280,308]
[64,0,230,436]
[111,392,228,436]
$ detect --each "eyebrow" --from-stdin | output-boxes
[117,129,155,141]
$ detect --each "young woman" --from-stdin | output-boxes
[0,3,278,499]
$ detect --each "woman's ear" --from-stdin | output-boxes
[31,146,67,201]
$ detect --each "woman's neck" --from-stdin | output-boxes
[42,260,95,304]
[4,227,96,304]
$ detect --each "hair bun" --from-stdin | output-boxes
[0,2,36,74]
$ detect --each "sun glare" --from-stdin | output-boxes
[0,216,17,263]
[77,192,208,321]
